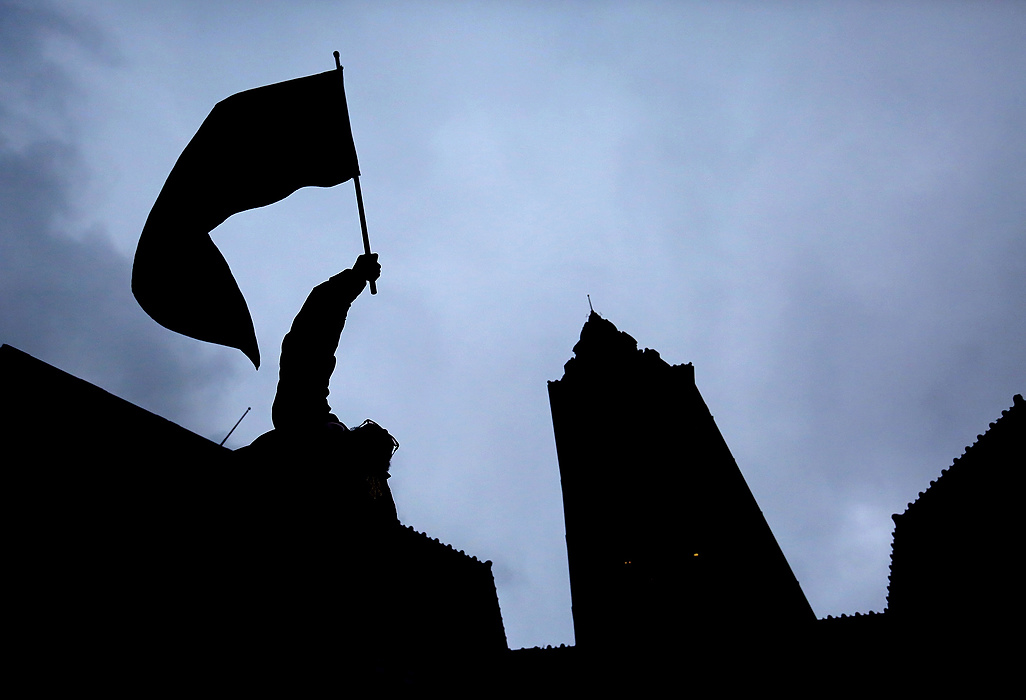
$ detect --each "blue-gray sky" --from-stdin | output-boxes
[2,1,1024,649]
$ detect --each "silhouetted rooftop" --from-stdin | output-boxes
[896,393,1023,517]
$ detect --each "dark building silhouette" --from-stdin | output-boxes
[531,315,1021,690]
[4,318,1020,689]
[1,343,504,690]
[2,344,233,689]
[814,394,1022,690]
[547,313,815,651]
[0,343,228,466]
[887,394,1022,627]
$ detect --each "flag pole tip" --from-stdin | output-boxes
[333,51,341,69]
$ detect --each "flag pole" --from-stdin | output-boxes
[354,175,376,295]
[334,51,376,295]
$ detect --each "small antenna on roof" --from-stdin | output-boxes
[587,294,594,314]
[220,406,251,447]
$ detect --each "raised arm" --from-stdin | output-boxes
[271,254,380,430]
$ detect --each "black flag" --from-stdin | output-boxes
[132,69,360,368]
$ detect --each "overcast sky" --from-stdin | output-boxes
[2,1,1024,649]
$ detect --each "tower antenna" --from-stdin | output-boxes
[587,294,594,314]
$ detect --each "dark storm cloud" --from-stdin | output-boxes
[0,1,234,430]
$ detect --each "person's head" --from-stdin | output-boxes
[348,419,399,473]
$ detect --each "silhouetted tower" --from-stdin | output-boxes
[547,314,814,650]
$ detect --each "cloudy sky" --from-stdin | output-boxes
[2,1,1023,649]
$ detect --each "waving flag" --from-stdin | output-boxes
[132,68,361,368]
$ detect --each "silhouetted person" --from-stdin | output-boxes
[226,254,401,672]
[236,253,399,528]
